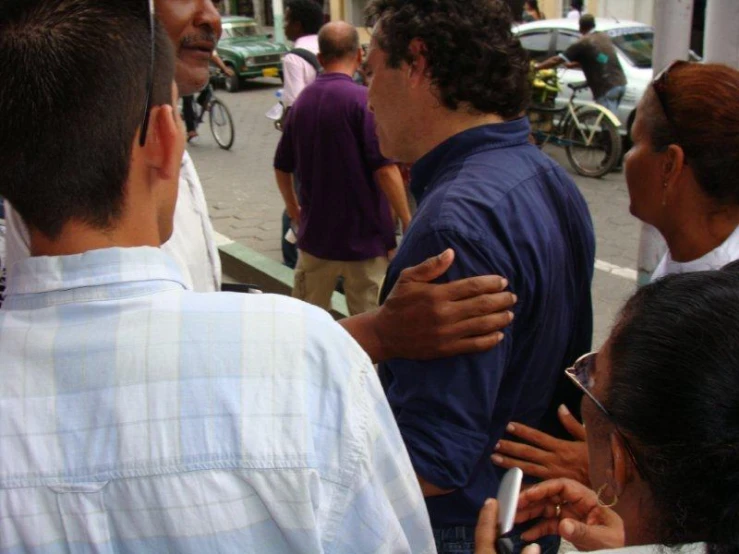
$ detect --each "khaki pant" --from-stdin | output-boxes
[293,250,388,315]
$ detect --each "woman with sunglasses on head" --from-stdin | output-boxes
[628,61,739,281]
[475,261,739,554]
[491,61,739,489]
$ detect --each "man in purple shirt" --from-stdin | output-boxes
[274,21,411,315]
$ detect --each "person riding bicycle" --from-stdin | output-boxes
[534,14,626,118]
[183,51,234,142]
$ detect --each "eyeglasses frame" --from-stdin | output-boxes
[651,59,689,146]
[139,0,156,147]
[565,351,643,474]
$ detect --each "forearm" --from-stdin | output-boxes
[375,164,411,231]
[275,169,299,221]
[339,310,386,364]
[418,474,456,497]
[211,52,229,73]
[536,56,564,70]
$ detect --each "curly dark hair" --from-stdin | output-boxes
[286,0,324,35]
[365,0,530,117]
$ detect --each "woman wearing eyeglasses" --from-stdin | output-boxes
[491,61,739,488]
[475,261,739,554]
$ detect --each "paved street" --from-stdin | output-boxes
[189,78,641,348]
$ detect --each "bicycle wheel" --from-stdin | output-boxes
[208,99,235,150]
[564,108,622,178]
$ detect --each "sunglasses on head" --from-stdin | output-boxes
[651,59,689,142]
[139,0,156,147]
[565,351,642,474]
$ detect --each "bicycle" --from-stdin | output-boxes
[528,70,622,178]
[183,84,235,150]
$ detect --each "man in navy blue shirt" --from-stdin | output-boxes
[364,0,595,551]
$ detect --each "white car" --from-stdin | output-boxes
[514,18,658,138]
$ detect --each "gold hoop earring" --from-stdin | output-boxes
[596,483,619,508]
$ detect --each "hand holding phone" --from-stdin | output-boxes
[495,467,523,554]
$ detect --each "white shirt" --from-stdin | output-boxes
[281,34,320,107]
[0,246,435,553]
[651,224,739,281]
[567,9,582,19]
[2,150,221,292]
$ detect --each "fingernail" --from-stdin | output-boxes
[508,310,515,322]
[561,520,575,536]
[494,441,501,450]
[501,278,509,288]
[496,332,505,342]
[558,404,570,415]
[511,294,518,303]
[491,454,503,463]
[507,423,515,432]
[485,498,494,505]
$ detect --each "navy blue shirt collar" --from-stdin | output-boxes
[410,117,531,203]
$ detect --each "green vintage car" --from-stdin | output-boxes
[216,16,288,92]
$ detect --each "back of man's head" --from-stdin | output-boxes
[318,22,359,65]
[0,0,175,240]
[579,14,595,33]
[365,0,530,118]
[286,0,324,36]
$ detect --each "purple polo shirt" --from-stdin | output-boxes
[274,73,396,261]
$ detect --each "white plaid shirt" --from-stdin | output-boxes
[0,247,434,553]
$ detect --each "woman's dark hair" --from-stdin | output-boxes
[525,0,544,19]
[647,63,739,208]
[570,0,584,12]
[365,0,530,118]
[286,0,325,35]
[606,262,739,553]
[0,0,175,239]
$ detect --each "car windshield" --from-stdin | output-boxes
[223,23,261,38]
[606,27,653,68]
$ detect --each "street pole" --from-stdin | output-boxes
[635,0,694,285]
[703,0,739,69]
[273,0,286,45]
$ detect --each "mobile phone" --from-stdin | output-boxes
[495,467,523,554]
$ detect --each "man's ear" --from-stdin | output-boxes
[142,103,183,183]
[406,38,429,84]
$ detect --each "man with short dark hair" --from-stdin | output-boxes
[364,0,595,551]
[275,21,411,315]
[0,0,435,551]
[278,0,325,269]
[536,14,627,116]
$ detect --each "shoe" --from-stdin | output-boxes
[187,131,199,144]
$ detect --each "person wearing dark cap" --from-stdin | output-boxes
[535,14,627,117]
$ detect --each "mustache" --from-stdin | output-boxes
[180,31,218,47]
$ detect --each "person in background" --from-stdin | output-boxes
[364,0,595,551]
[566,0,584,20]
[182,51,235,142]
[535,14,626,117]
[278,0,324,269]
[492,61,739,496]
[522,0,545,22]
[275,22,410,315]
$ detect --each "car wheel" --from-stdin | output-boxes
[225,70,240,93]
